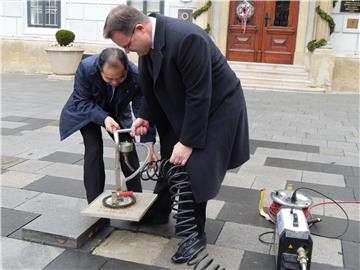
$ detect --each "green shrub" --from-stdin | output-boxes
[55,29,75,46]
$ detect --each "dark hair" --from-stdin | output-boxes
[98,47,128,71]
[103,5,148,38]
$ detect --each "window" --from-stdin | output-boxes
[27,0,61,28]
[127,0,165,15]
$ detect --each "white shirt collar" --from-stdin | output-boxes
[149,17,156,49]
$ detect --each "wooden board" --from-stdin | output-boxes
[81,191,157,222]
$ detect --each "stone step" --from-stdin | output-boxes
[242,83,325,93]
[233,69,309,80]
[239,75,311,85]
[228,61,307,73]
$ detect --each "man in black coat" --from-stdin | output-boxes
[60,48,156,203]
[103,6,249,263]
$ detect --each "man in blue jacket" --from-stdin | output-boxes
[60,48,156,203]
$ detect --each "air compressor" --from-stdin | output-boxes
[274,207,312,270]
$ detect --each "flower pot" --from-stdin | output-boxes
[45,46,84,75]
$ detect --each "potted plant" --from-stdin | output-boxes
[45,29,84,75]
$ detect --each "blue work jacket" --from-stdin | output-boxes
[59,55,155,143]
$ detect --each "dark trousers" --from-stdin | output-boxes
[80,123,142,203]
[149,127,207,234]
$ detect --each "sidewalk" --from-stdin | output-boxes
[1,74,359,270]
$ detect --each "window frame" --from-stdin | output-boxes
[127,0,165,15]
[27,0,61,28]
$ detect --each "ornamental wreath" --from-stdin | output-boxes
[236,0,254,33]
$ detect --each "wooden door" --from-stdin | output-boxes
[226,1,300,64]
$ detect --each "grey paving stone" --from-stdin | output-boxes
[286,180,356,201]
[7,159,53,173]
[1,236,64,270]
[345,176,360,200]
[101,259,168,270]
[217,202,274,229]
[43,249,107,270]
[0,186,39,208]
[77,225,115,253]
[2,115,30,122]
[1,170,45,188]
[22,175,115,199]
[216,222,273,255]
[250,139,319,154]
[22,214,107,248]
[1,128,21,135]
[215,186,262,205]
[75,156,115,170]
[40,151,84,164]
[239,251,346,270]
[310,215,360,243]
[342,240,360,270]
[205,218,225,244]
[1,207,40,236]
[1,156,26,169]
[153,238,243,270]
[239,251,276,270]
[265,157,357,176]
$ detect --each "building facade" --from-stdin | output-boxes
[1,0,359,91]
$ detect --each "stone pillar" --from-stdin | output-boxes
[308,0,335,92]
[193,0,210,30]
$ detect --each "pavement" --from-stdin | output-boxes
[1,73,359,270]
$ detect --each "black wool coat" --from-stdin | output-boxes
[138,14,250,203]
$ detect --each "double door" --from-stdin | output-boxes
[226,1,300,64]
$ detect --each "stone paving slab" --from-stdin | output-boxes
[311,235,343,267]
[216,222,273,255]
[41,151,84,164]
[0,186,40,208]
[206,199,225,219]
[1,156,26,169]
[1,207,40,236]
[342,240,360,270]
[43,249,107,270]
[310,215,360,243]
[0,170,45,188]
[222,172,255,189]
[100,259,168,270]
[1,236,65,269]
[6,159,53,173]
[286,181,356,201]
[302,170,345,187]
[92,230,170,265]
[217,202,274,229]
[35,162,83,180]
[251,175,289,191]
[22,213,106,248]
[153,238,244,270]
[22,175,114,199]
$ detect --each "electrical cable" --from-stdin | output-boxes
[141,159,226,270]
[291,187,350,239]
[258,231,275,245]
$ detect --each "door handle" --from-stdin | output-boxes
[264,12,270,27]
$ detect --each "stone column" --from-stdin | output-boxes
[308,0,335,92]
[314,0,333,42]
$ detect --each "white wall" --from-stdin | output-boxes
[331,1,360,55]
[0,0,197,44]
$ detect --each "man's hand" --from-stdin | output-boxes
[104,116,120,133]
[130,118,150,136]
[170,142,193,166]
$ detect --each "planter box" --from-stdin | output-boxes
[45,46,84,75]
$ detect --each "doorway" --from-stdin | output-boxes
[226,1,300,64]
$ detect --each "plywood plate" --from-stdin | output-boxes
[81,191,157,222]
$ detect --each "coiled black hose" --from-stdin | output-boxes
[141,159,226,270]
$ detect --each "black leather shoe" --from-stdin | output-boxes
[171,232,207,264]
